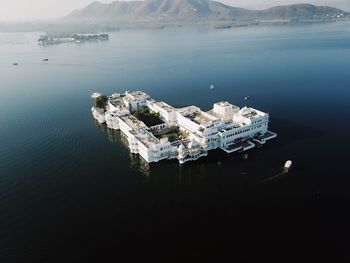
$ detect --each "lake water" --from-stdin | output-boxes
[1,22,350,261]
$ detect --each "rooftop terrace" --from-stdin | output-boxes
[109,98,124,108]
[155,101,175,113]
[124,91,150,102]
[215,101,231,107]
[134,128,160,148]
[120,115,147,130]
[240,107,265,120]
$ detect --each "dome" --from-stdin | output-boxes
[178,143,188,159]
[240,106,249,113]
[188,139,199,149]
[178,144,187,153]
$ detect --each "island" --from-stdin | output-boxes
[91,91,277,164]
[38,33,109,46]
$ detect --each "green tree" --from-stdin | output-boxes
[94,95,108,110]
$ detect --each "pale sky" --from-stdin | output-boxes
[0,0,348,22]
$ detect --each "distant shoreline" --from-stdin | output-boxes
[1,17,349,34]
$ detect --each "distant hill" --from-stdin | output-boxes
[66,0,349,22]
[255,4,348,20]
[67,0,253,21]
[219,0,350,12]
[0,0,349,33]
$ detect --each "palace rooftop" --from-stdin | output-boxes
[92,91,277,164]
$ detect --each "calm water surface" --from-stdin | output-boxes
[1,23,350,261]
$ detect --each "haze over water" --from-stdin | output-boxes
[1,22,350,261]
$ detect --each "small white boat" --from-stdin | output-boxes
[284,160,292,170]
[209,84,215,90]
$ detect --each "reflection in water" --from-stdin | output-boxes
[96,120,151,177]
[94,117,289,187]
[128,152,151,178]
[177,164,185,186]
[105,124,121,144]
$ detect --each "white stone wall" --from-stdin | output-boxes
[105,113,120,130]
[91,107,106,124]
[176,113,200,134]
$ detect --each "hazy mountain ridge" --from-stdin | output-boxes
[67,0,349,22]
[0,0,349,33]
[255,4,348,20]
[67,0,253,20]
[219,0,350,12]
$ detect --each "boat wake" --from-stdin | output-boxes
[259,171,288,184]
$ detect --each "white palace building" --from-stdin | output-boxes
[91,91,277,164]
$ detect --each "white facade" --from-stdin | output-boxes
[91,91,277,164]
